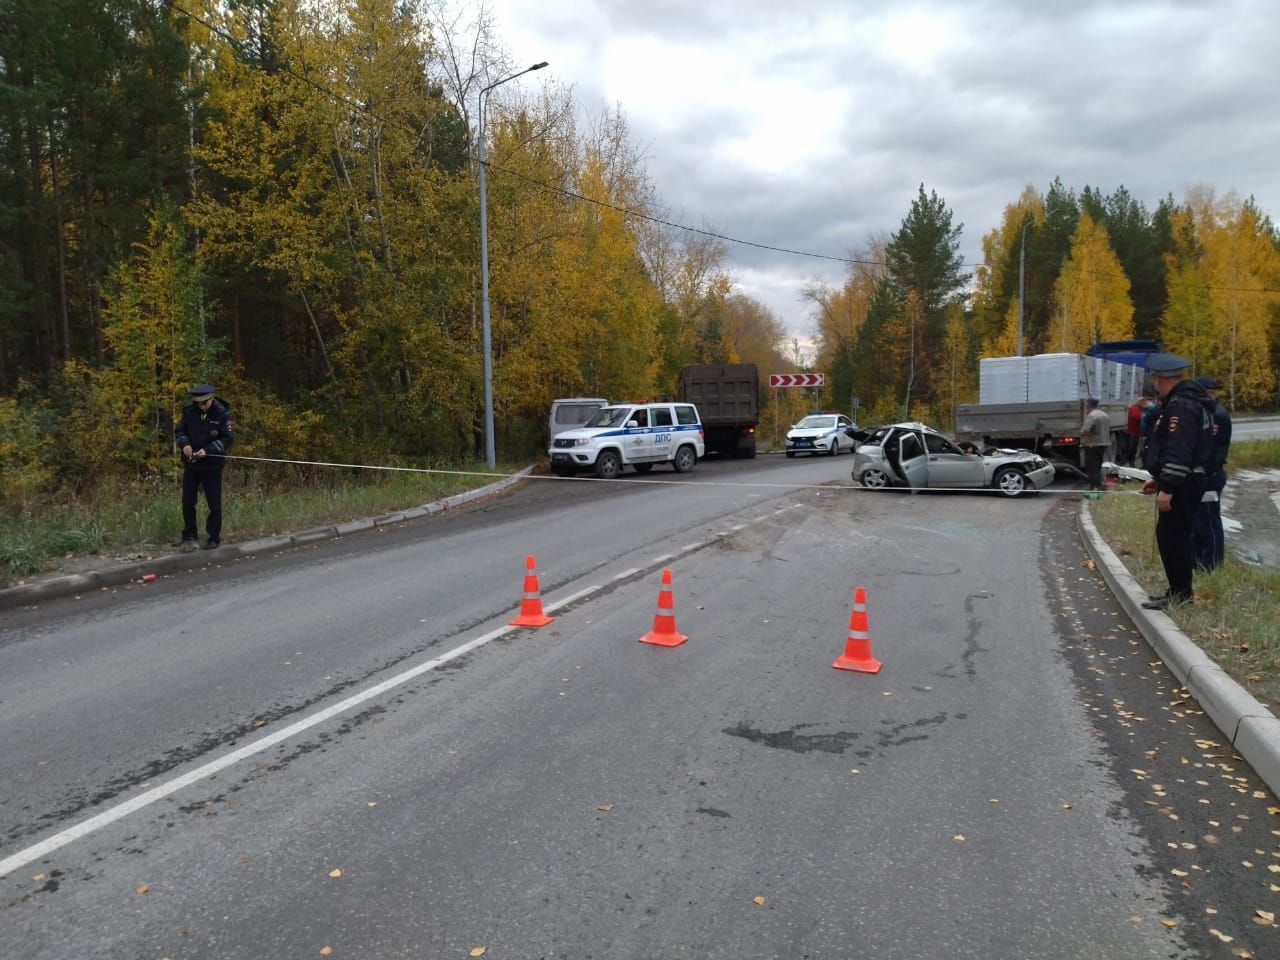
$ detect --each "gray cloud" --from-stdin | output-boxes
[493,0,1280,339]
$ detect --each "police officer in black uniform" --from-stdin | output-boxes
[1140,355,1216,609]
[1191,374,1232,571]
[174,382,234,550]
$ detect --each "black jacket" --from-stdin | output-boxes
[1206,398,1232,475]
[1144,380,1215,493]
[174,398,234,471]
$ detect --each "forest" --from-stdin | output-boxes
[2,0,1279,512]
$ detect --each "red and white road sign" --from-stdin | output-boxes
[768,373,824,388]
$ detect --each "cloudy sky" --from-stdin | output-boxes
[485,0,1278,344]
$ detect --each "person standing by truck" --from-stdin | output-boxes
[1123,396,1149,466]
[1191,375,1232,571]
[1139,355,1216,610]
[1080,397,1110,491]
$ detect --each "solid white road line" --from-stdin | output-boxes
[1,587,601,881]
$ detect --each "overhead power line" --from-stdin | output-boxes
[167,0,1280,296]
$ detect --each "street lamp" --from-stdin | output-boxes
[478,60,548,470]
[1017,219,1030,357]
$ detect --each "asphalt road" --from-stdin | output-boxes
[2,455,1278,959]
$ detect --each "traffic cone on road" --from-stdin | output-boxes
[509,555,554,627]
[833,586,882,673]
[639,568,688,647]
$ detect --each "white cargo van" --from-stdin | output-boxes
[549,397,609,442]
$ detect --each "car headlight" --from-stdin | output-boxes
[571,437,592,447]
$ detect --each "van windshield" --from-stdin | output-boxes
[584,407,633,428]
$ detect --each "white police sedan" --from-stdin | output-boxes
[784,413,856,457]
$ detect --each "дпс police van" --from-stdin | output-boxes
[549,402,705,479]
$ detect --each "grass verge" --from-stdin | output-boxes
[1088,441,1280,716]
[1,462,520,585]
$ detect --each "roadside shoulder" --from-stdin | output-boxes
[1077,503,1280,796]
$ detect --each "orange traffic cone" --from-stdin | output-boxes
[509,555,554,627]
[833,586,882,673]
[639,568,688,647]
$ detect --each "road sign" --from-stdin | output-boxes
[768,373,824,388]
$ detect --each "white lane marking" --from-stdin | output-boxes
[2,520,750,876]
[1,615,524,880]
[612,568,640,581]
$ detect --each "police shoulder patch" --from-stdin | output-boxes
[1167,415,1179,432]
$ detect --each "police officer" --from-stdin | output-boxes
[174,382,234,550]
[1191,374,1231,571]
[1139,355,1216,609]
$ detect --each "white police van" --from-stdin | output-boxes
[549,402,705,479]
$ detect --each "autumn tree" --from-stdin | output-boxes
[1163,192,1280,407]
[1050,211,1135,353]
[882,185,967,406]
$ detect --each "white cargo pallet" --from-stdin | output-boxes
[978,353,1138,404]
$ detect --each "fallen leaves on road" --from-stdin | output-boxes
[469,948,486,957]
[134,883,150,895]
[753,896,766,905]
[328,868,342,878]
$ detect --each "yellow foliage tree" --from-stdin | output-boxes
[1050,212,1134,353]
[1163,193,1280,407]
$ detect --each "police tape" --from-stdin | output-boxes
[217,453,1147,496]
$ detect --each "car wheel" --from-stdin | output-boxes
[594,450,622,480]
[633,462,653,474]
[993,466,1027,497]
[827,441,838,456]
[860,468,890,489]
[672,445,697,473]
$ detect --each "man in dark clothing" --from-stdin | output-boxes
[1139,355,1216,610]
[1191,375,1232,571]
[174,382,234,550]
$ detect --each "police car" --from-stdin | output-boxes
[549,402,705,479]
[784,413,856,457]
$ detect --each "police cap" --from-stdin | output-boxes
[1145,353,1191,377]
[1196,375,1221,390]
[189,382,217,400]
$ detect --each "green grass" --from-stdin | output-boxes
[0,462,518,583]
[1088,438,1280,715]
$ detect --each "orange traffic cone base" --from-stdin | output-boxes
[833,652,882,673]
[639,627,687,647]
[510,609,553,628]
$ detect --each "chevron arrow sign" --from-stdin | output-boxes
[768,373,824,387]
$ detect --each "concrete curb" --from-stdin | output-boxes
[1078,504,1280,795]
[0,467,533,611]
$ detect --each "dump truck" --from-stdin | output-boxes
[676,363,759,458]
[953,347,1159,471]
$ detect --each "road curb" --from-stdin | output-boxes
[0,467,533,611]
[1077,503,1280,796]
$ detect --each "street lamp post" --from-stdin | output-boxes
[477,60,547,470]
[1017,219,1030,357]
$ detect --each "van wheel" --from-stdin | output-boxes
[594,451,622,479]
[672,445,697,473]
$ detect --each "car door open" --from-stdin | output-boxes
[898,431,929,489]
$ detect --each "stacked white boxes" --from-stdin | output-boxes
[978,356,1030,404]
[978,353,1141,404]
